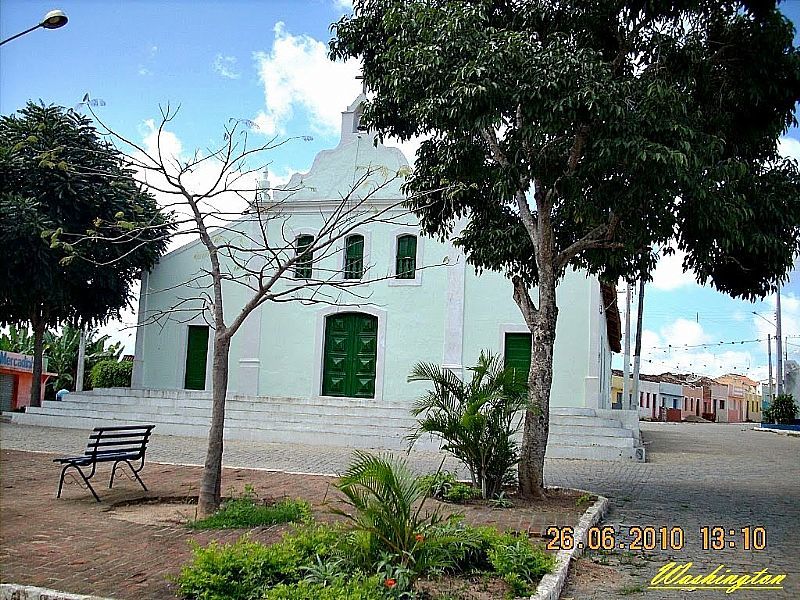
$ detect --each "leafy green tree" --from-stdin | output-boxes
[407,351,527,499]
[42,325,123,396]
[0,103,172,406]
[763,394,797,424]
[331,0,800,497]
[0,324,36,355]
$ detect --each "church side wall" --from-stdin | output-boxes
[462,267,593,408]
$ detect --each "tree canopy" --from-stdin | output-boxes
[0,102,173,329]
[331,0,800,298]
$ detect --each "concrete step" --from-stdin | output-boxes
[550,414,623,429]
[553,433,635,448]
[546,444,645,461]
[75,389,412,410]
[549,424,634,438]
[550,407,598,417]
[21,406,419,432]
[43,398,418,421]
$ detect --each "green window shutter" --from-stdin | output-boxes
[184,325,209,390]
[504,332,531,386]
[395,234,417,279]
[294,235,314,279]
[322,313,378,398]
[344,235,364,279]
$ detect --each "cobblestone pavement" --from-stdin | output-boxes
[1,420,798,599]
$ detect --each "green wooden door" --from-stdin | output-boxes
[184,325,209,390]
[504,332,531,384]
[322,313,378,398]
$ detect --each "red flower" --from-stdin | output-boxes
[384,578,397,588]
[415,534,425,543]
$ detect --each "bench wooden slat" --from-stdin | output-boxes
[88,439,149,447]
[89,431,152,440]
[90,425,155,432]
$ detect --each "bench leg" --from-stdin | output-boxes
[110,460,148,492]
[57,464,101,502]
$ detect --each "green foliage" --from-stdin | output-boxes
[262,576,388,600]
[487,533,555,596]
[333,451,443,568]
[408,351,527,499]
[419,472,481,503]
[0,324,35,354]
[763,394,797,425]
[0,102,173,330]
[331,1,800,298]
[177,536,307,600]
[89,359,133,388]
[42,325,122,396]
[189,497,311,530]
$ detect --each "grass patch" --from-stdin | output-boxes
[189,497,311,530]
[619,583,646,595]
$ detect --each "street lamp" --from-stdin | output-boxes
[0,9,68,46]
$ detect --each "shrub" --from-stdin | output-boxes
[419,472,481,503]
[176,537,305,600]
[333,452,443,569]
[407,351,528,498]
[763,394,797,425]
[262,576,388,600]
[90,359,132,388]
[487,533,555,596]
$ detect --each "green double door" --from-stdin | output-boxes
[504,332,531,384]
[322,313,378,398]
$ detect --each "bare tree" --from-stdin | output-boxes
[75,105,442,516]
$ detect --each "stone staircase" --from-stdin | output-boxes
[8,388,645,461]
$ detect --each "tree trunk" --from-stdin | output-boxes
[30,312,46,408]
[517,275,558,500]
[197,331,231,518]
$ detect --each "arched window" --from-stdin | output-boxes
[294,234,314,279]
[344,234,364,279]
[322,312,377,398]
[395,234,417,279]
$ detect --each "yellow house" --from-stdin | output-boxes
[611,369,624,409]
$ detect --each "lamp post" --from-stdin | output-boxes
[0,10,68,46]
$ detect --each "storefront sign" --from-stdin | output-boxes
[0,351,34,372]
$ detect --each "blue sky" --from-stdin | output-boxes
[1,0,798,380]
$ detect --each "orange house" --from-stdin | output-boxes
[0,351,56,411]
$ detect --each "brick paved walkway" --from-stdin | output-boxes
[1,421,798,599]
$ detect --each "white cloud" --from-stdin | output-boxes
[253,22,360,136]
[620,318,763,381]
[778,137,800,162]
[660,318,711,347]
[213,54,241,79]
[332,0,353,10]
[651,248,697,291]
[138,66,151,76]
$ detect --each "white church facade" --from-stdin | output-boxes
[12,96,644,461]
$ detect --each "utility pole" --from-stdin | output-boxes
[776,284,783,396]
[631,277,646,414]
[767,333,774,403]
[76,329,87,392]
[623,284,632,410]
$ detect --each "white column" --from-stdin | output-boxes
[441,243,466,378]
[236,308,262,396]
[131,271,149,389]
[584,279,602,408]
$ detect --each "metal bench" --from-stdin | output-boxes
[54,425,155,502]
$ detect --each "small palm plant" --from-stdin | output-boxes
[333,451,442,569]
[407,351,528,499]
